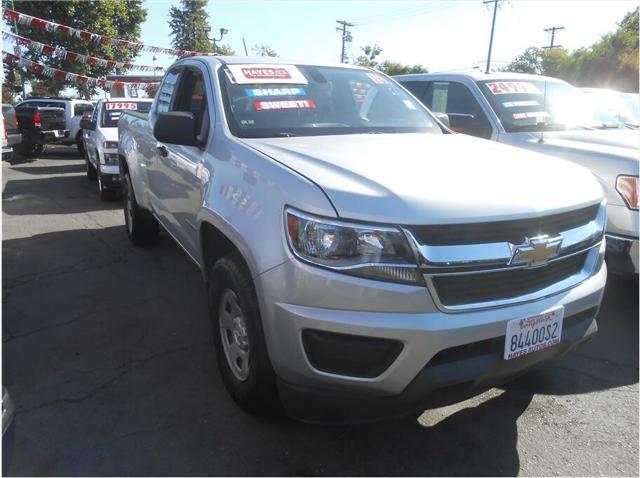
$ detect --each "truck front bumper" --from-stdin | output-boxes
[256,251,606,423]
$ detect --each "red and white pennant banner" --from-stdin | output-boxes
[3,32,165,72]
[3,8,217,58]
[2,51,160,89]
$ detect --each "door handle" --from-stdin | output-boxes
[156,144,169,158]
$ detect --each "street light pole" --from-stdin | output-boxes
[205,27,228,55]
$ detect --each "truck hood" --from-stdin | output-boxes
[499,129,639,206]
[243,133,603,225]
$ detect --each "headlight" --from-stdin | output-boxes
[616,175,638,210]
[103,153,119,165]
[285,208,422,285]
[103,141,118,149]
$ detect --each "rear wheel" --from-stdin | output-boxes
[76,131,84,155]
[122,170,158,245]
[209,253,280,416]
[85,150,97,180]
[97,161,116,201]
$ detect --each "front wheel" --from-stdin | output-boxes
[76,132,85,155]
[85,150,97,180]
[122,170,159,245]
[209,253,280,416]
[97,162,116,201]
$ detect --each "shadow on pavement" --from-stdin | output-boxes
[2,223,636,476]
[11,164,86,176]
[3,175,121,215]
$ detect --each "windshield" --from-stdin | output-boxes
[477,79,624,132]
[583,89,639,128]
[219,64,440,138]
[101,101,152,127]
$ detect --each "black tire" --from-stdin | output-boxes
[85,150,97,180]
[97,162,116,201]
[76,131,85,155]
[122,170,158,245]
[209,252,281,416]
[20,142,36,157]
[33,143,43,156]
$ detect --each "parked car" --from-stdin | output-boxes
[396,72,639,276]
[16,97,93,153]
[581,87,639,129]
[2,104,22,160]
[81,98,153,200]
[14,104,67,156]
[119,58,606,422]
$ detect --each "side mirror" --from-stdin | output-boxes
[434,112,450,128]
[80,118,95,130]
[153,111,201,146]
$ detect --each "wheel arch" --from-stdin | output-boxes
[199,220,254,285]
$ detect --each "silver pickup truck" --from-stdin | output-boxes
[395,72,639,276]
[119,57,606,422]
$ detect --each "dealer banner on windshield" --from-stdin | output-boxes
[226,64,308,85]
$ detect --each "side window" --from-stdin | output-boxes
[171,68,209,143]
[425,81,492,139]
[74,103,92,116]
[157,69,181,113]
[400,81,428,102]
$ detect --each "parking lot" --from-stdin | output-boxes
[2,145,638,476]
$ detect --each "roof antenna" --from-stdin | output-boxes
[538,79,547,143]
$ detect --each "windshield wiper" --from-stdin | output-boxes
[277,132,297,137]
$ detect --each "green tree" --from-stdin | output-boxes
[215,44,236,56]
[252,44,278,57]
[379,61,428,76]
[354,45,427,75]
[168,0,213,55]
[2,0,147,98]
[354,45,383,68]
[503,8,639,92]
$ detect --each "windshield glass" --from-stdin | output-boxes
[477,79,624,132]
[219,64,440,138]
[101,101,151,127]
[583,89,639,128]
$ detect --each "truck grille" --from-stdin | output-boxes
[432,251,588,306]
[404,201,606,311]
[411,204,599,245]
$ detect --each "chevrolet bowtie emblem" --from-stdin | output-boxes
[509,235,563,267]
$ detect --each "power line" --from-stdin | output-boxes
[349,3,458,26]
[543,26,565,49]
[336,20,354,64]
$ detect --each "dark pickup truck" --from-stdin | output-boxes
[14,105,68,156]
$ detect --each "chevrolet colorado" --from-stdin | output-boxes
[119,57,606,422]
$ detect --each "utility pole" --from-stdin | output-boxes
[336,20,354,63]
[543,26,565,49]
[484,0,502,74]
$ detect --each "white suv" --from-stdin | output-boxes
[81,98,153,200]
[16,97,93,153]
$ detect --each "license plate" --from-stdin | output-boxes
[504,307,564,360]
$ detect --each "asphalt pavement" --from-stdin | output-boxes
[2,146,638,476]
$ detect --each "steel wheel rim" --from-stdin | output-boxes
[218,288,251,381]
